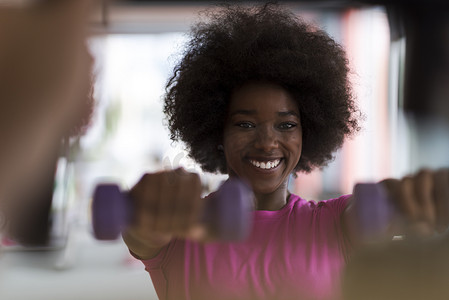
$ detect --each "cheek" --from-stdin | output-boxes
[223,128,251,150]
[286,133,303,159]
[223,131,251,166]
[293,135,303,152]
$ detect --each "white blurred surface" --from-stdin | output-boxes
[0,227,157,300]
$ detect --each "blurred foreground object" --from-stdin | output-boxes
[0,0,94,246]
[343,236,449,300]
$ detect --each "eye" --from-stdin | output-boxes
[278,122,297,130]
[236,122,255,129]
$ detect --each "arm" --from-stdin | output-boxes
[122,228,173,260]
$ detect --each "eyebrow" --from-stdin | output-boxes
[278,111,300,118]
[229,109,256,117]
[230,110,300,118]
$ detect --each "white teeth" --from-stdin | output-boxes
[249,159,280,170]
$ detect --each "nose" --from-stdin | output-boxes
[254,124,278,151]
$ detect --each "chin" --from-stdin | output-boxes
[250,182,282,195]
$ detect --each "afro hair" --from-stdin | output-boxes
[164,2,361,174]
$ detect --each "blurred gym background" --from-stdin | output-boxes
[1,0,448,299]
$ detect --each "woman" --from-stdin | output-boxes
[123,3,449,300]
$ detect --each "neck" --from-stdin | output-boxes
[253,182,290,211]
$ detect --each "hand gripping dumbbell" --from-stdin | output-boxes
[91,178,254,241]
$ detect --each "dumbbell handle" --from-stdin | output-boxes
[92,178,253,241]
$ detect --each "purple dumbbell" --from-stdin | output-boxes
[353,183,396,242]
[92,178,254,241]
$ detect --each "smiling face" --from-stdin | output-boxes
[223,82,303,197]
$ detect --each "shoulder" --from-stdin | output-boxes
[290,193,352,214]
[319,194,352,208]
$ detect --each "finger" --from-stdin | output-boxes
[380,178,407,235]
[399,174,432,236]
[399,176,421,222]
[130,173,160,235]
[153,171,177,233]
[380,178,401,207]
[382,175,434,237]
[433,168,449,233]
[414,169,436,228]
[168,181,187,235]
[171,173,203,236]
[146,174,163,232]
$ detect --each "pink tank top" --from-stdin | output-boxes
[141,194,352,300]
